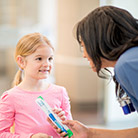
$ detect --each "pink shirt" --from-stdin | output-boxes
[0,84,72,138]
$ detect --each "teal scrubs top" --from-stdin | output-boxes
[114,47,138,112]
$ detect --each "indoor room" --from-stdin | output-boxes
[0,0,137,137]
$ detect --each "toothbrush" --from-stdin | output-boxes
[35,96,73,138]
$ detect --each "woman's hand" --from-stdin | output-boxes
[31,133,52,138]
[59,120,89,138]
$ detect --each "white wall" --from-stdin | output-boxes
[55,0,101,105]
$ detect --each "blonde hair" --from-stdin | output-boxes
[13,32,54,86]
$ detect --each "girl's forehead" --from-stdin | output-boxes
[35,45,53,52]
[27,46,53,58]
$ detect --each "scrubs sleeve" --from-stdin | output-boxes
[115,60,138,109]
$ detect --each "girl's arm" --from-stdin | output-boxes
[61,87,73,120]
[0,92,33,138]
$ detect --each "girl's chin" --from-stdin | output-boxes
[39,75,49,80]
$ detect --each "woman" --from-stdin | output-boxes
[58,6,138,138]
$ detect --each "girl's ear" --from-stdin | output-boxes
[16,55,26,69]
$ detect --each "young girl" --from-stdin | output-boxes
[0,33,72,138]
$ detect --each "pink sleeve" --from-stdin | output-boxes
[0,92,33,138]
[61,88,73,120]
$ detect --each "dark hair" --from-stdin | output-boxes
[76,6,138,76]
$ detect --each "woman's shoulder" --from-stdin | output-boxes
[119,47,138,60]
[115,47,138,69]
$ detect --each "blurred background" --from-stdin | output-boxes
[0,0,137,130]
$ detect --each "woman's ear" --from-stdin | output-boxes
[16,55,26,69]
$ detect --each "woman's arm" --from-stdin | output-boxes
[89,127,138,138]
[61,120,138,138]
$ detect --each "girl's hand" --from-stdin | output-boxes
[47,108,66,127]
[31,133,52,138]
[47,108,67,135]
[53,108,66,121]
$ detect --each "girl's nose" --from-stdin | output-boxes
[43,60,49,66]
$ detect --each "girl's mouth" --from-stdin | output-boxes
[39,69,49,73]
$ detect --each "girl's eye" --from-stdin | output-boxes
[36,57,42,61]
[49,57,53,61]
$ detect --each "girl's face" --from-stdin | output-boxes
[21,45,54,80]
[80,41,116,72]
